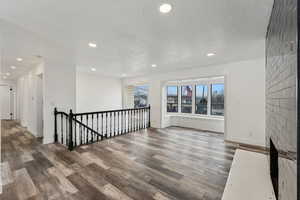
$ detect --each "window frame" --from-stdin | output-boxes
[195,84,208,115]
[181,85,193,114]
[166,85,179,113]
[210,83,225,116]
[165,78,224,119]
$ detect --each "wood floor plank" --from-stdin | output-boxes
[14,168,38,200]
[1,162,14,185]
[47,167,78,195]
[0,120,237,200]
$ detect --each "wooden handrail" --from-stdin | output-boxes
[73,106,150,116]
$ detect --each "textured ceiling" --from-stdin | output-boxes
[0,0,273,79]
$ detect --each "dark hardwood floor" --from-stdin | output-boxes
[0,120,237,200]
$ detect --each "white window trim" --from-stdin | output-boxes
[165,77,224,120]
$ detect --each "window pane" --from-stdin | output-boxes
[211,84,224,116]
[181,85,193,113]
[167,86,178,112]
[134,86,149,108]
[195,85,208,114]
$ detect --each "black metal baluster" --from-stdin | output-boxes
[135,110,137,131]
[109,112,112,138]
[139,109,141,130]
[97,114,99,141]
[106,113,108,138]
[137,110,139,130]
[120,111,123,135]
[138,109,140,130]
[68,110,73,150]
[117,111,119,135]
[54,108,58,142]
[141,109,144,129]
[86,115,89,144]
[127,110,129,133]
[128,110,130,132]
[141,108,144,129]
[114,112,116,137]
[101,113,103,138]
[74,115,77,147]
[125,110,128,133]
[61,114,63,144]
[66,115,69,146]
[123,111,125,134]
[80,115,83,145]
[92,114,94,142]
[133,110,135,131]
[143,109,146,128]
[130,110,132,132]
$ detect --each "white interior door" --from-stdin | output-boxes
[0,85,11,120]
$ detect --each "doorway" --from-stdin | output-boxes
[36,74,43,138]
[0,85,13,120]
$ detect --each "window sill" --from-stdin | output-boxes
[166,113,224,120]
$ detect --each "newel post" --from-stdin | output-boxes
[68,109,74,151]
[54,107,58,142]
[148,105,151,128]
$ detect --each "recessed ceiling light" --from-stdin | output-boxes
[159,3,172,13]
[88,42,97,48]
[91,67,97,72]
[11,66,16,69]
[17,57,23,62]
[151,64,157,68]
[6,72,10,76]
[3,76,7,79]
[207,53,216,57]
[121,73,127,77]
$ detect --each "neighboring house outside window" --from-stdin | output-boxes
[211,84,224,116]
[167,86,178,112]
[134,86,149,108]
[181,85,193,113]
[195,85,208,115]
[166,78,224,117]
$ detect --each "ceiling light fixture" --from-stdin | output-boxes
[6,72,10,76]
[88,42,97,48]
[121,73,127,77]
[91,67,97,72]
[3,76,7,79]
[151,64,157,68]
[207,53,216,57]
[11,66,16,69]
[159,3,172,13]
[17,57,23,62]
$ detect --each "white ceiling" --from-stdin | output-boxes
[0,0,273,79]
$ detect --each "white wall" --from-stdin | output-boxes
[16,59,76,144]
[16,63,43,137]
[170,116,224,133]
[123,58,266,147]
[43,59,76,144]
[76,72,122,112]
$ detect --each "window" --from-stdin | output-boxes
[134,86,149,108]
[167,86,178,112]
[211,84,224,116]
[181,85,193,113]
[195,85,208,114]
[165,78,225,117]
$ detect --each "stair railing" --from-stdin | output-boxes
[54,106,151,150]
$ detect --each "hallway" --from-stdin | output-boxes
[1,120,236,200]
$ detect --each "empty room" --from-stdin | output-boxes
[0,0,298,200]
